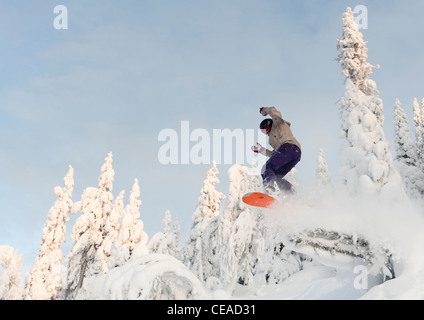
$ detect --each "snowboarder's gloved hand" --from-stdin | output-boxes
[251,143,266,156]
[259,107,267,116]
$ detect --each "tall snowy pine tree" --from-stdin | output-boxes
[217,164,263,292]
[108,178,149,268]
[337,7,405,198]
[393,99,417,166]
[148,210,182,260]
[24,166,74,300]
[65,152,115,298]
[414,98,424,171]
[185,161,225,281]
[394,98,424,199]
[316,149,333,188]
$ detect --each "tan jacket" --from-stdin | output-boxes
[261,107,301,157]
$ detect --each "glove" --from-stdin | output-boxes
[251,143,266,156]
[259,107,267,116]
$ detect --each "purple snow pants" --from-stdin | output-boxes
[261,143,301,191]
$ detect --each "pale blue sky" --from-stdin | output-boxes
[1,0,424,275]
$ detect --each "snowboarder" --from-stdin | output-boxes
[251,106,301,194]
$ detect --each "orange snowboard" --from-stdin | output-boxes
[242,192,277,208]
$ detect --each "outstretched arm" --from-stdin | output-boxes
[260,106,283,121]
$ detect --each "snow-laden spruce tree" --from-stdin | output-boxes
[148,210,173,255]
[108,178,149,269]
[24,166,74,300]
[337,8,405,198]
[339,80,404,197]
[218,164,263,291]
[185,161,225,281]
[199,215,220,282]
[337,7,378,98]
[394,99,424,199]
[413,98,424,170]
[316,149,333,188]
[87,151,115,276]
[171,217,182,261]
[0,246,23,300]
[148,210,182,261]
[393,99,417,166]
[66,152,115,297]
[306,148,335,202]
[100,190,125,269]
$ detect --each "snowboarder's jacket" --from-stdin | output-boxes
[261,107,301,157]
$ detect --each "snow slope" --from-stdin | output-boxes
[251,187,424,300]
[71,185,424,300]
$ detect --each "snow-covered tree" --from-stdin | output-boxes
[393,99,417,166]
[310,148,334,200]
[316,149,332,187]
[66,152,115,297]
[414,98,424,170]
[217,165,247,289]
[24,166,74,300]
[148,210,182,260]
[218,164,263,291]
[339,80,405,198]
[185,161,225,281]
[108,179,148,269]
[200,216,220,282]
[0,246,23,300]
[65,187,98,297]
[394,99,424,199]
[89,151,115,275]
[337,7,378,98]
[171,217,182,260]
[337,10,405,199]
[100,190,125,270]
[337,7,385,139]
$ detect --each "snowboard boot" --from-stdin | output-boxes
[264,180,280,197]
[276,179,298,199]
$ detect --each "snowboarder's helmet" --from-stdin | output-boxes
[260,118,273,134]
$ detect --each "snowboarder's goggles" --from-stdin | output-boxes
[261,126,270,134]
